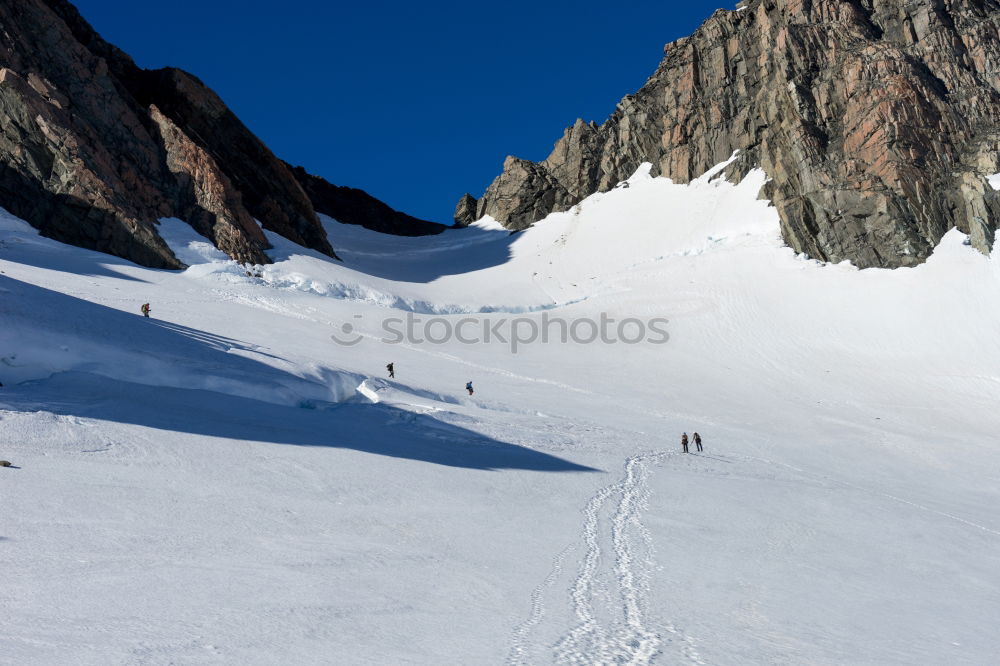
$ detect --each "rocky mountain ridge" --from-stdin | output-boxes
[287,165,447,237]
[458,0,1000,268]
[0,0,441,269]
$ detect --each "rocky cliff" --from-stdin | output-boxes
[460,0,1000,268]
[287,165,447,237]
[0,0,439,269]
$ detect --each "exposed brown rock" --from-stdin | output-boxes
[453,193,478,227]
[0,0,200,267]
[129,68,338,259]
[467,0,1000,268]
[1,0,418,267]
[149,105,269,265]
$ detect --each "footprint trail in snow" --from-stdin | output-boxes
[509,451,702,665]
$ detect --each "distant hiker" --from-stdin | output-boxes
[140,303,151,318]
[466,381,474,396]
[681,432,689,454]
[694,432,703,452]
[386,362,395,379]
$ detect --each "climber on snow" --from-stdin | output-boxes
[466,381,474,396]
[681,432,689,453]
[141,302,151,318]
[386,362,395,379]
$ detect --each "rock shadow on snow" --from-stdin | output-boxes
[149,320,287,362]
[1,277,596,472]
[0,193,152,283]
[314,218,523,283]
[6,374,598,472]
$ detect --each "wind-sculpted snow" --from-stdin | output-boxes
[1,275,361,407]
[158,217,586,315]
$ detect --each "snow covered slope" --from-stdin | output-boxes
[2,164,1000,665]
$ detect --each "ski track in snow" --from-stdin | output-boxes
[506,544,576,666]
[548,451,702,666]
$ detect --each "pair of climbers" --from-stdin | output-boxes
[681,432,703,453]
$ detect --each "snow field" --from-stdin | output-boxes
[2,162,1000,664]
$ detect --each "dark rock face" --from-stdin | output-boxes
[467,0,1000,268]
[1,0,432,267]
[149,105,269,265]
[129,68,338,258]
[453,193,478,227]
[0,0,184,267]
[288,165,448,236]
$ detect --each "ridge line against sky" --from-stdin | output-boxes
[71,0,732,223]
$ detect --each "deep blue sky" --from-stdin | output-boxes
[73,0,728,223]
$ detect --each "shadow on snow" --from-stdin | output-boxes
[315,221,523,283]
[6,374,598,472]
[1,277,596,473]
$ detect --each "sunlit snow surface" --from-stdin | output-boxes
[2,164,1000,665]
